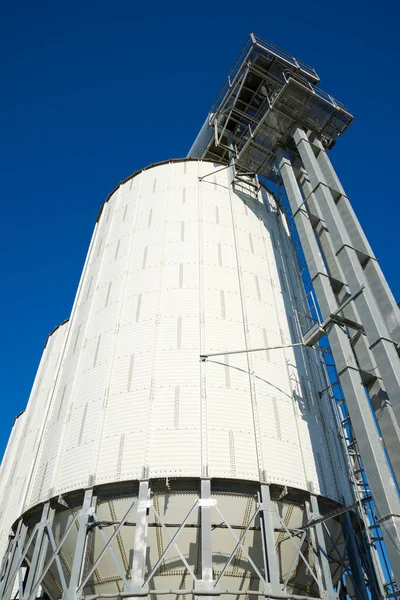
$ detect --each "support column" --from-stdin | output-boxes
[339,512,374,600]
[126,481,150,597]
[298,168,400,485]
[259,485,281,594]
[195,480,218,599]
[278,148,400,587]
[309,133,400,345]
[309,496,337,599]
[0,538,12,596]
[23,502,51,600]
[293,125,400,432]
[304,497,338,600]
[63,489,95,600]
[368,376,400,484]
[0,520,27,600]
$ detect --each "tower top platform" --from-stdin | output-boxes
[189,33,353,178]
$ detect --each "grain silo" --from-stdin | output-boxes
[1,34,400,600]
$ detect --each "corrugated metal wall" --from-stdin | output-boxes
[0,160,350,532]
[0,322,68,559]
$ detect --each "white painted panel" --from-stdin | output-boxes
[0,321,69,532]
[3,160,347,515]
[0,413,26,558]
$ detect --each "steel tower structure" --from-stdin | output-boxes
[189,33,400,594]
[0,33,399,600]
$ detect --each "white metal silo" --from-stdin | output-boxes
[0,321,69,560]
[0,158,358,600]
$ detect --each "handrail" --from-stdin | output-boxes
[211,33,320,115]
[252,33,319,80]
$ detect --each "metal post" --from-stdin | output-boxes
[259,485,281,594]
[23,502,51,600]
[0,538,12,595]
[292,125,400,431]
[278,147,400,586]
[126,481,150,596]
[339,512,382,600]
[0,535,16,599]
[0,520,27,600]
[298,167,400,485]
[368,376,400,484]
[304,498,325,597]
[308,496,337,600]
[308,133,400,345]
[195,480,218,598]
[63,489,95,600]
[200,480,212,583]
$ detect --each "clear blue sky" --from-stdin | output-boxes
[0,0,399,458]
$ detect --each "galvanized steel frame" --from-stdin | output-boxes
[0,481,376,600]
[277,133,400,589]
[190,35,353,176]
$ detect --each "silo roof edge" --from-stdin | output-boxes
[44,319,69,349]
[96,158,222,222]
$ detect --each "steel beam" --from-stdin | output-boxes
[278,147,400,586]
[143,501,199,587]
[0,520,27,600]
[309,133,400,345]
[213,504,265,587]
[63,489,95,600]
[308,496,337,599]
[200,480,213,582]
[259,485,281,595]
[126,481,150,596]
[2,523,41,600]
[78,498,138,593]
[303,500,324,596]
[342,511,384,600]
[26,512,83,600]
[1,481,390,600]
[298,167,400,485]
[23,502,51,600]
[195,480,218,598]
[334,514,372,600]
[293,126,400,434]
[0,537,13,598]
